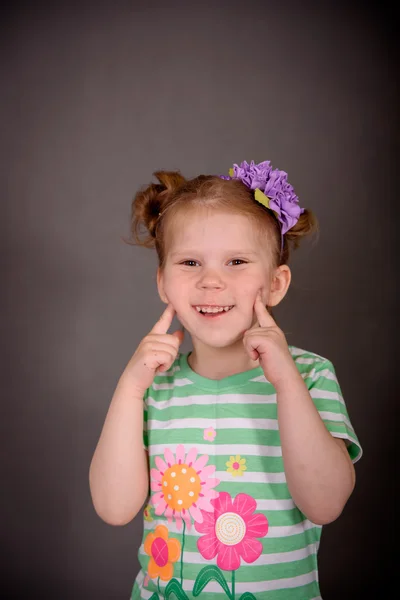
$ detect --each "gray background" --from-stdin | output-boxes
[2,1,396,598]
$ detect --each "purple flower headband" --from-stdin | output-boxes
[220,160,304,254]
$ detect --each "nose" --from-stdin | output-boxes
[196,268,227,291]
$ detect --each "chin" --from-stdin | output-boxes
[193,331,246,349]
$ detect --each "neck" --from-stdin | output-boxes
[187,339,260,380]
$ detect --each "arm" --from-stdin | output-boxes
[275,364,355,525]
[244,290,356,526]
[89,303,183,526]
[89,375,149,526]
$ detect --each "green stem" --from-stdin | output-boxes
[180,518,186,585]
[231,569,235,600]
[157,576,161,594]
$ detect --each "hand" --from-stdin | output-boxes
[122,304,184,395]
[243,290,297,389]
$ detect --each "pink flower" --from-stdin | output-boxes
[195,491,268,571]
[150,444,220,531]
[203,427,216,442]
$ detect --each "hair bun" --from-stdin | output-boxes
[128,170,186,247]
[283,208,319,251]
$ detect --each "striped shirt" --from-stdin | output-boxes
[131,346,362,600]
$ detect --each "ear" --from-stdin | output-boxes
[156,268,168,304]
[268,265,291,307]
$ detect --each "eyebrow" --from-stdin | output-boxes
[170,250,259,258]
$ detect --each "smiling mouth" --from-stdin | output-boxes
[193,305,235,318]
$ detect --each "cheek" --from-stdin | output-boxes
[162,278,188,306]
[239,281,263,304]
[238,276,270,311]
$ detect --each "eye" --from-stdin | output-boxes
[180,260,199,267]
[229,259,248,266]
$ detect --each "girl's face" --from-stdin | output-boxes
[157,209,279,349]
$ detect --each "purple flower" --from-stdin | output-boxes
[232,160,273,191]
[220,160,304,235]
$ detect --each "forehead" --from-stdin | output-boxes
[169,208,259,252]
[166,208,270,257]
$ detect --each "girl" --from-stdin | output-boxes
[89,161,362,600]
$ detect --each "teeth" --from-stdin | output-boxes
[195,306,233,314]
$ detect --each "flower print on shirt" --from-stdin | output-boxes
[144,525,181,581]
[195,491,269,571]
[226,454,247,477]
[203,426,216,442]
[192,492,268,599]
[150,444,220,531]
[143,503,153,522]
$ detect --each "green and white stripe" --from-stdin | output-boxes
[133,346,362,599]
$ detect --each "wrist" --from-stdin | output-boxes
[273,363,303,394]
[117,374,147,401]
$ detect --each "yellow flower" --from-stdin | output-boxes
[143,504,153,522]
[226,455,247,477]
[151,445,219,530]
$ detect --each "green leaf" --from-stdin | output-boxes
[239,593,258,600]
[148,595,160,600]
[164,577,190,600]
[193,565,231,598]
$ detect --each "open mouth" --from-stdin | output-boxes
[193,305,234,318]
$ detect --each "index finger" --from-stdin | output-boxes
[254,290,277,328]
[150,303,176,335]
